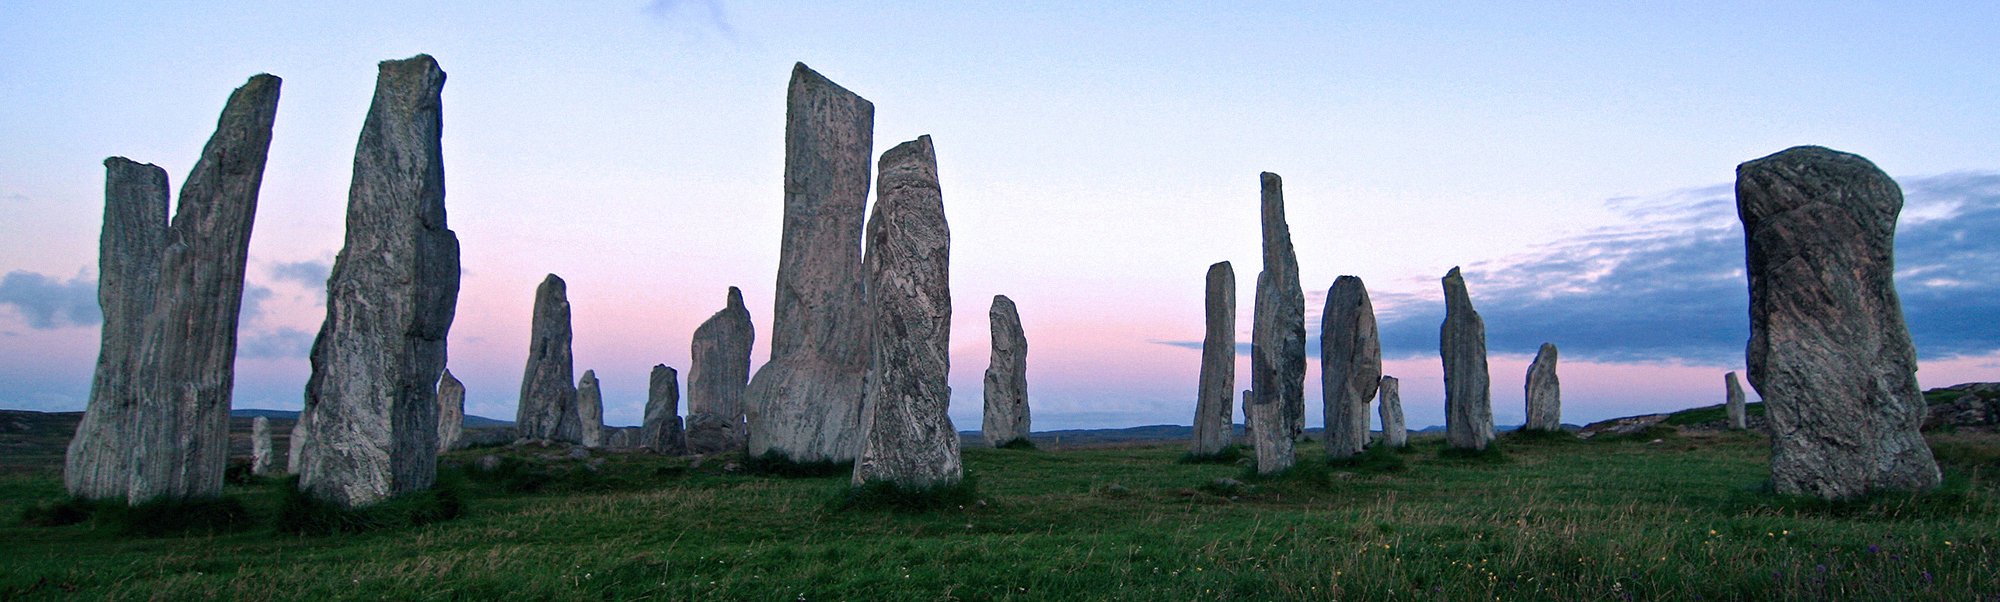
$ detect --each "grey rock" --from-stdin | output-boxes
[686,287,752,454]
[1440,267,1493,451]
[122,74,281,504]
[1524,343,1561,431]
[1378,376,1406,448]
[1246,391,1293,475]
[474,454,501,472]
[516,274,579,442]
[603,427,643,450]
[576,370,604,448]
[1738,145,1940,499]
[287,408,310,475]
[566,446,590,461]
[851,135,962,488]
[745,63,875,464]
[1191,261,1236,457]
[297,56,459,508]
[1725,372,1747,430]
[982,295,1030,447]
[64,158,168,500]
[1251,172,1307,441]
[251,416,276,477]
[643,365,687,455]
[1927,394,2000,429]
[437,369,465,452]
[1321,275,1381,459]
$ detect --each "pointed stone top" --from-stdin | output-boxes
[541,273,565,288]
[992,294,1015,310]
[789,62,871,109]
[725,286,743,308]
[880,135,937,184]
[442,367,459,382]
[1538,342,1557,356]
[580,369,596,381]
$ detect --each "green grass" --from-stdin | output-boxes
[1665,401,1767,426]
[3,431,1997,600]
[995,437,1040,451]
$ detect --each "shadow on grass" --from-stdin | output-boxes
[276,475,464,535]
[19,495,254,537]
[1728,471,1992,521]
[1427,444,1512,465]
[993,438,1039,451]
[1327,444,1408,474]
[1177,445,1246,465]
[744,451,852,478]
[829,476,982,514]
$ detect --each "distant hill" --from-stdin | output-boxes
[229,409,511,428]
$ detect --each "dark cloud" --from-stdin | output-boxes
[0,271,99,328]
[236,326,314,360]
[269,260,330,289]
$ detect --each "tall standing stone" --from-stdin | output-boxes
[297,56,460,508]
[643,365,687,454]
[745,63,875,464]
[1738,145,1940,498]
[1251,172,1307,441]
[437,369,464,453]
[982,295,1031,447]
[852,135,961,488]
[686,287,753,454]
[1379,376,1407,449]
[1322,275,1381,459]
[1725,372,1748,430]
[517,274,579,442]
[64,158,169,500]
[1191,261,1236,457]
[1524,343,1561,431]
[576,370,604,448]
[1247,393,1293,474]
[1441,267,1493,451]
[121,74,281,504]
[251,416,276,477]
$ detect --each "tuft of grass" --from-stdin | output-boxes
[17,496,107,528]
[1177,445,1246,465]
[744,451,852,478]
[993,437,1038,451]
[109,496,256,537]
[1432,443,1512,464]
[1728,474,1990,521]
[830,476,981,513]
[1326,444,1407,474]
[275,475,463,535]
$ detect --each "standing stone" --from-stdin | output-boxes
[516,274,579,442]
[64,158,169,500]
[852,135,961,488]
[1247,393,1293,474]
[287,409,310,475]
[643,365,687,454]
[1738,145,1940,498]
[251,416,276,477]
[1524,343,1561,431]
[297,56,459,508]
[686,287,753,454]
[1379,376,1407,449]
[121,74,281,504]
[576,370,604,448]
[1725,372,1748,430]
[1251,172,1307,441]
[745,63,875,464]
[437,369,464,453]
[982,295,1031,447]
[1321,275,1382,459]
[1190,261,1236,457]
[1441,267,1494,451]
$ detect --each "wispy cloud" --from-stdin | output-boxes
[645,0,733,35]
[236,326,315,360]
[269,260,330,289]
[0,271,99,329]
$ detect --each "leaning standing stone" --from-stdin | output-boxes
[1524,343,1561,431]
[577,370,604,448]
[437,369,464,453]
[1725,372,1747,430]
[297,56,459,508]
[516,274,579,442]
[64,158,169,500]
[643,365,687,455]
[1441,267,1493,451]
[1191,261,1236,457]
[1322,275,1381,459]
[1251,173,1308,441]
[1379,376,1407,449]
[686,287,753,454]
[852,135,962,488]
[251,416,276,477]
[1738,145,1940,498]
[982,295,1031,447]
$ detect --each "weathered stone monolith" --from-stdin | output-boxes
[643,365,687,454]
[576,370,604,448]
[1524,343,1560,431]
[251,416,276,477]
[1441,267,1493,451]
[296,56,459,508]
[1247,393,1293,474]
[686,287,752,454]
[852,135,961,488]
[1725,372,1747,430]
[1191,261,1236,457]
[1738,145,1940,499]
[120,74,281,504]
[1379,376,1407,448]
[437,369,464,453]
[1322,276,1381,459]
[517,274,579,442]
[745,63,875,464]
[983,295,1030,447]
[64,158,169,500]
[1251,172,1308,441]
[287,409,309,475]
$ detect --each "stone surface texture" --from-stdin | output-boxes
[576,370,604,448]
[1524,343,1561,431]
[686,287,752,454]
[287,409,310,475]
[1440,267,1494,450]
[1247,393,1293,474]
[643,364,687,455]
[851,135,962,488]
[437,369,464,452]
[1321,275,1381,459]
[251,416,275,477]
[1191,261,1236,457]
[1379,376,1406,448]
[1726,372,1748,430]
[64,158,170,499]
[982,295,1030,447]
[745,63,875,463]
[297,56,460,508]
[1251,172,1307,441]
[516,274,579,442]
[1738,145,1940,499]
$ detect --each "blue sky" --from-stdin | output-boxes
[2,1,1998,431]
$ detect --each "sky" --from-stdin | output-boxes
[3,1,1998,433]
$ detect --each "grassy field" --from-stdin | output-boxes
[3,428,1997,601]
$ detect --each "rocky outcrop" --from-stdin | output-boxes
[686,287,752,454]
[251,416,276,477]
[1725,372,1747,430]
[516,274,579,442]
[1440,267,1493,451]
[1379,376,1406,448]
[1247,392,1292,474]
[1739,145,1940,499]
[851,135,961,488]
[745,63,875,464]
[576,370,604,448]
[643,365,687,455]
[1251,173,1307,441]
[982,295,1030,447]
[64,158,169,500]
[1524,343,1560,431]
[1321,275,1381,459]
[437,369,464,452]
[297,56,460,508]
[1191,261,1236,457]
